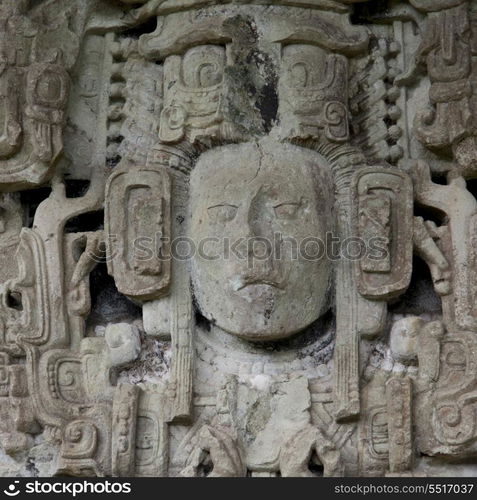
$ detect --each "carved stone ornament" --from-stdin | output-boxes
[1,0,477,479]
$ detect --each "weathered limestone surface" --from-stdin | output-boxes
[1,0,477,477]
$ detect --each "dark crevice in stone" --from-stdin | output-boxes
[414,203,447,227]
[257,80,278,133]
[86,262,142,329]
[64,210,104,233]
[25,456,39,477]
[196,453,213,477]
[192,286,213,332]
[389,256,442,316]
[430,172,448,185]
[107,135,125,145]
[383,116,394,128]
[465,178,477,203]
[350,0,391,25]
[194,308,213,332]
[6,291,23,311]
[106,155,122,168]
[20,187,53,228]
[29,0,46,8]
[118,16,158,40]
[64,179,91,199]
[308,453,324,477]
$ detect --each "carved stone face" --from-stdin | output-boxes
[190,140,333,341]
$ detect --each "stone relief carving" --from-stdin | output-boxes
[1,0,477,478]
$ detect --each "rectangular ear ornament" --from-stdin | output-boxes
[105,165,171,301]
[353,168,413,299]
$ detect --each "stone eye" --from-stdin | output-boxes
[274,202,300,220]
[208,204,238,223]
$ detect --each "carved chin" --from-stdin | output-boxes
[197,285,321,342]
[213,313,319,342]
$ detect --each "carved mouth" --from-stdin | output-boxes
[231,276,285,291]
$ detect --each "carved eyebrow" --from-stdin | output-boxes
[207,203,239,209]
[273,201,301,207]
[273,200,302,210]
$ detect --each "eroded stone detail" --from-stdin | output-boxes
[1,0,477,478]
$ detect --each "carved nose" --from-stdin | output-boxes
[246,187,275,238]
[244,190,277,274]
[245,225,275,275]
